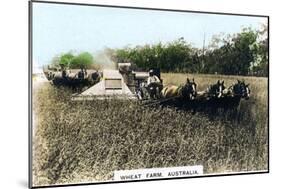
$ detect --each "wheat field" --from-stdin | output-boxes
[32,73,268,187]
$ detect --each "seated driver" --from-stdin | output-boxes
[147,70,160,86]
[147,70,162,99]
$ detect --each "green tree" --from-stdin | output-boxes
[251,24,268,76]
[108,27,267,76]
[204,28,258,75]
[70,52,94,69]
[114,38,195,72]
[232,28,258,75]
[59,52,75,68]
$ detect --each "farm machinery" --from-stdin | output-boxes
[43,66,102,90]
[115,63,251,111]
[43,62,250,110]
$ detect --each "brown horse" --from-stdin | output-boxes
[161,78,197,100]
[161,85,181,98]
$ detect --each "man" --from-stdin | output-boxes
[147,70,160,85]
[146,70,162,99]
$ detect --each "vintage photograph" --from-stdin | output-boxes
[30,1,269,187]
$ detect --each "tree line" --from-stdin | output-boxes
[50,25,268,77]
[110,26,268,76]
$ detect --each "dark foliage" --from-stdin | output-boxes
[111,27,268,77]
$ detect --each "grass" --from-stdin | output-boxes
[32,73,268,186]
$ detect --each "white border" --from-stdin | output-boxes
[1,0,279,189]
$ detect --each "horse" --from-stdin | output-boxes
[200,80,251,118]
[205,80,225,98]
[161,78,197,100]
[87,71,101,85]
[189,80,226,116]
[181,78,197,100]
[231,80,250,99]
[50,69,100,93]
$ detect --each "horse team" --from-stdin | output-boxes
[161,78,250,100]
[151,78,251,113]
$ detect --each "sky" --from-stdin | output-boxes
[32,2,267,67]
